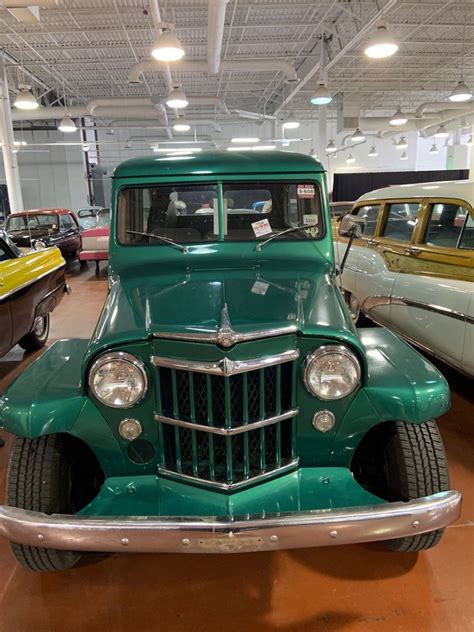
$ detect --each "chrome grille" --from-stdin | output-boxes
[154,357,299,491]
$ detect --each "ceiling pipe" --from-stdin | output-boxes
[127,59,298,84]
[207,0,229,74]
[415,101,472,118]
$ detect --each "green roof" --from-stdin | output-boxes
[113,150,324,179]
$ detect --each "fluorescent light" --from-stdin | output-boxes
[166,85,188,109]
[310,82,332,105]
[13,85,38,110]
[227,145,276,152]
[346,154,356,164]
[396,136,408,149]
[58,115,77,133]
[251,145,276,151]
[231,137,260,144]
[400,151,408,160]
[448,81,472,103]
[173,116,191,132]
[389,108,408,126]
[153,146,202,153]
[434,124,449,138]
[364,24,398,59]
[351,128,365,142]
[227,146,252,151]
[429,143,439,154]
[368,146,378,157]
[283,111,299,129]
[326,140,337,153]
[151,30,185,62]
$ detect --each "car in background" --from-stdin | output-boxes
[336,179,474,377]
[0,230,68,356]
[79,207,110,272]
[6,208,82,262]
[76,206,108,230]
[329,201,354,239]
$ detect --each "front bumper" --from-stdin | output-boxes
[0,491,461,554]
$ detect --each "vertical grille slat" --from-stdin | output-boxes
[157,359,297,489]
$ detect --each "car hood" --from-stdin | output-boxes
[86,259,362,361]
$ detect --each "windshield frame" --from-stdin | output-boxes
[115,177,326,247]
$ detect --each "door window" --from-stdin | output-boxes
[353,204,380,236]
[424,203,469,249]
[382,203,420,241]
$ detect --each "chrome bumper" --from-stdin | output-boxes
[0,491,461,554]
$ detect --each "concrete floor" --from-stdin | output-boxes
[0,263,472,632]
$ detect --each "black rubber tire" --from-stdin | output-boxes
[6,435,82,571]
[384,420,449,552]
[18,313,50,352]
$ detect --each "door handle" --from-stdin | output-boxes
[405,246,422,255]
[366,239,379,247]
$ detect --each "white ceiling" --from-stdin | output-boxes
[1,0,473,123]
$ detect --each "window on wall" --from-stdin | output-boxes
[424,203,470,249]
[353,204,380,236]
[382,202,421,241]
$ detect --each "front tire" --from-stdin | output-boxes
[18,314,49,351]
[6,435,83,571]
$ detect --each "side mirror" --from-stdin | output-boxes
[339,214,366,238]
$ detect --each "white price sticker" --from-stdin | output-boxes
[252,218,272,238]
[251,281,269,296]
[303,214,318,226]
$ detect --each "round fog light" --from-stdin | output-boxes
[119,418,143,441]
[312,410,335,433]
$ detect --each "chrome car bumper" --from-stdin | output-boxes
[0,491,461,554]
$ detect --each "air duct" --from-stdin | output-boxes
[208,0,229,74]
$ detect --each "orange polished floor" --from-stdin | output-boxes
[0,264,473,632]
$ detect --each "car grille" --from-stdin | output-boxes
[154,358,299,491]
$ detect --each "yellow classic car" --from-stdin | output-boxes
[335,180,474,376]
[0,230,69,357]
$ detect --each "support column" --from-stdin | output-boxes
[0,60,23,212]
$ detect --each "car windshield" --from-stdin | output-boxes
[118,181,323,245]
[7,214,59,232]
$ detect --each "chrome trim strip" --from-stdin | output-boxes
[153,325,298,347]
[158,458,300,492]
[151,349,300,376]
[0,491,461,553]
[0,259,65,302]
[362,295,474,325]
[154,408,299,436]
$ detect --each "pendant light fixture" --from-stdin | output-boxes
[82,143,90,152]
[435,124,449,138]
[166,84,188,109]
[173,116,191,132]
[351,128,365,142]
[429,143,439,154]
[310,81,332,105]
[389,108,408,126]
[283,111,300,129]
[364,24,398,59]
[396,136,408,149]
[449,15,472,102]
[346,154,356,164]
[58,115,77,133]
[151,29,185,62]
[400,151,408,160]
[13,84,38,110]
[326,140,337,153]
[368,146,378,157]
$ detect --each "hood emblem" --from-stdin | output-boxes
[216,303,239,348]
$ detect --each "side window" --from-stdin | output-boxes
[61,214,73,230]
[354,204,380,236]
[459,213,474,250]
[0,243,11,262]
[382,203,420,242]
[424,203,467,249]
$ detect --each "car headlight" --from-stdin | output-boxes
[304,345,361,400]
[89,352,148,408]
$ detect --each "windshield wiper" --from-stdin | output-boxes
[126,230,188,253]
[255,224,313,251]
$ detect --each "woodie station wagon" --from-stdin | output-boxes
[0,152,461,571]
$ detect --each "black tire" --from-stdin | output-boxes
[384,420,449,552]
[6,435,83,571]
[18,313,49,351]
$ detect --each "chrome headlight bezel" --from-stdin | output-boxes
[88,351,148,409]
[303,344,361,400]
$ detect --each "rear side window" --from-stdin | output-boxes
[354,204,380,236]
[424,203,468,249]
[382,203,420,241]
[459,213,474,250]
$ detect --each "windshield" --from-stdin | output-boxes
[7,214,59,232]
[96,209,110,228]
[118,181,323,245]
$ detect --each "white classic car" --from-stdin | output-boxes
[336,180,474,377]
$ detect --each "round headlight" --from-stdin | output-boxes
[304,345,361,400]
[89,352,147,408]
